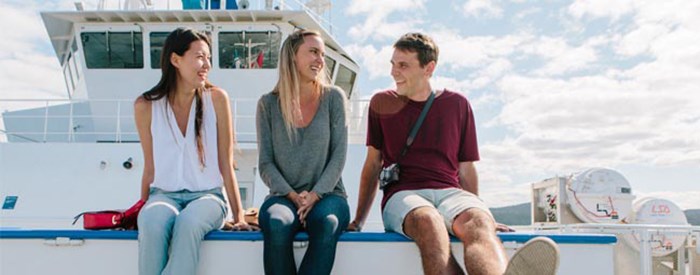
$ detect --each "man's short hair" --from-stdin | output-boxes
[393,32,439,67]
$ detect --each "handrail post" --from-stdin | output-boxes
[116,100,122,143]
[232,99,238,142]
[677,235,686,274]
[68,100,74,142]
[639,229,652,275]
[43,101,49,142]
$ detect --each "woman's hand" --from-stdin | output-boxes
[297,191,320,227]
[287,191,305,209]
[225,220,258,231]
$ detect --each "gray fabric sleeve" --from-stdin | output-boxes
[311,88,348,197]
[256,96,295,196]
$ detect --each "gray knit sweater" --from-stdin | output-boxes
[256,86,348,198]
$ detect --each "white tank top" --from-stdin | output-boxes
[150,90,222,191]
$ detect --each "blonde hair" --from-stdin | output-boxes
[274,29,329,140]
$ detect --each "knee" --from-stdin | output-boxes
[261,203,296,230]
[306,215,343,245]
[404,207,442,231]
[138,208,176,237]
[308,214,341,232]
[404,208,445,236]
[453,210,496,241]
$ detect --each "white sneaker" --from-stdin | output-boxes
[504,236,560,275]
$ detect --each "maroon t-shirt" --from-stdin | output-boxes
[366,89,480,209]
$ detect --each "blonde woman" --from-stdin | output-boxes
[256,29,349,275]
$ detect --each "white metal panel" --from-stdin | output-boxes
[0,238,617,275]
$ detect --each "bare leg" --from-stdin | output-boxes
[403,206,464,275]
[452,208,508,275]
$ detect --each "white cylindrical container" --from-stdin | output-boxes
[565,168,635,224]
[623,197,689,257]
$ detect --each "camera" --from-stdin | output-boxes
[379,163,400,190]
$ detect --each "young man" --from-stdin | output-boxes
[348,32,559,275]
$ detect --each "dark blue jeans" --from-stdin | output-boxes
[259,194,350,275]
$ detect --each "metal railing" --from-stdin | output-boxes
[533,223,700,275]
[0,98,369,144]
[91,0,336,35]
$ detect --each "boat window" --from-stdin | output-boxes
[149,32,169,69]
[335,64,356,98]
[81,31,144,69]
[324,55,336,81]
[219,31,281,69]
[70,38,81,83]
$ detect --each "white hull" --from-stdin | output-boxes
[0,230,617,275]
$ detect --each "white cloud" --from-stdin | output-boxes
[345,44,394,80]
[431,59,511,93]
[348,17,424,42]
[431,76,475,95]
[345,0,426,15]
[519,36,603,76]
[615,24,668,57]
[513,7,541,21]
[345,0,427,42]
[568,0,634,21]
[431,28,531,71]
[0,2,66,100]
[489,70,700,172]
[462,0,503,19]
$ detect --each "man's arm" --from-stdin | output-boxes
[458,161,478,195]
[348,146,383,231]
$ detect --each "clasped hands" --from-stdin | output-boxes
[288,190,320,227]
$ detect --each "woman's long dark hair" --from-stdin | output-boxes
[143,28,212,167]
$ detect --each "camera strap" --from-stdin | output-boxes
[397,91,436,162]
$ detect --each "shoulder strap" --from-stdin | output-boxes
[398,91,435,161]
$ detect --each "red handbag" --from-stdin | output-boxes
[73,200,146,230]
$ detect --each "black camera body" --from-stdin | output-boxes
[379,163,400,190]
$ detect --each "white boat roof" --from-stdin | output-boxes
[40,9,356,66]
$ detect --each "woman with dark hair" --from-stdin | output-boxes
[134,27,250,275]
[256,28,350,275]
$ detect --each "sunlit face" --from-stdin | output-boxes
[390,49,434,97]
[172,40,211,90]
[294,35,325,83]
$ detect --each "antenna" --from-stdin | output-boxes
[305,0,330,14]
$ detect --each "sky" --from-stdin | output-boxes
[1,0,699,210]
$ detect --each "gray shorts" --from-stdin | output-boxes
[382,188,493,237]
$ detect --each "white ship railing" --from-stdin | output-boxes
[532,223,700,275]
[0,98,368,144]
[90,0,336,35]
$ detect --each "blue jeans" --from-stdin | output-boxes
[138,187,226,275]
[260,194,350,275]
